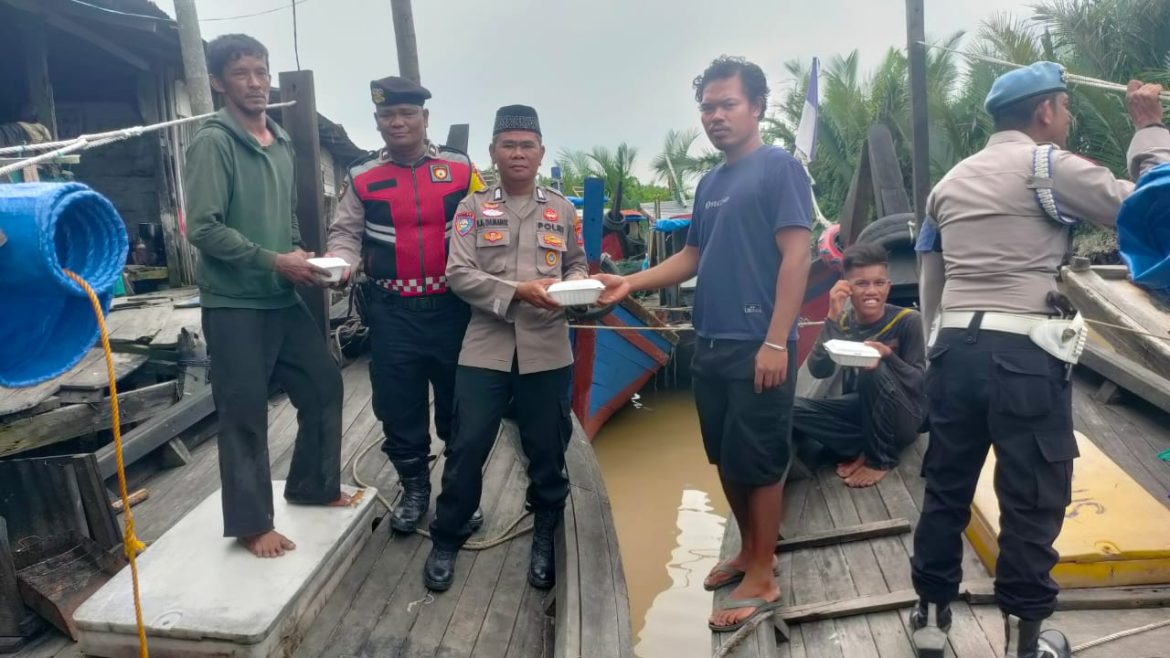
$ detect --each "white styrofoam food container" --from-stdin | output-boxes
[547,279,605,307]
[307,256,350,283]
[823,339,882,368]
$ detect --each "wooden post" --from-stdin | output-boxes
[278,70,329,339]
[0,517,25,645]
[390,0,421,84]
[174,0,214,116]
[21,16,56,139]
[905,0,930,230]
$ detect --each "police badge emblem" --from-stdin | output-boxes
[430,164,451,183]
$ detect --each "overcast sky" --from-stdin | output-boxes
[165,0,1042,180]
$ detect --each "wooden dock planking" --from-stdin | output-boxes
[0,379,61,418]
[710,516,781,658]
[6,354,629,658]
[714,373,1170,657]
[57,350,148,401]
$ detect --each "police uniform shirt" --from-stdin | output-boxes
[446,185,588,374]
[917,125,1170,317]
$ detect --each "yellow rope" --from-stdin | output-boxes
[65,270,149,658]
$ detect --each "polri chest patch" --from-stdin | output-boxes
[430,164,451,183]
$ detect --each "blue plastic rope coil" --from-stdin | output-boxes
[0,183,129,387]
[1118,162,1170,303]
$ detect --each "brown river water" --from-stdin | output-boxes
[591,390,730,657]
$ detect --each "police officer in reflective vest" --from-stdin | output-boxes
[423,105,587,592]
[911,63,1170,658]
[327,76,487,533]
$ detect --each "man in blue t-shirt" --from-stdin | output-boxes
[595,56,812,633]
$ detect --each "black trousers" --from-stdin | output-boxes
[202,303,344,538]
[429,361,573,549]
[365,286,470,477]
[692,339,798,487]
[910,327,1077,620]
[792,364,922,470]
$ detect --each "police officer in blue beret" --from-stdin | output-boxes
[910,62,1169,658]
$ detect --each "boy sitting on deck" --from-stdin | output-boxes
[793,243,926,488]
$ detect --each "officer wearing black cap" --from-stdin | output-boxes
[423,105,587,592]
[327,76,487,534]
[909,63,1170,658]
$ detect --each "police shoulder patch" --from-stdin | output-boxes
[455,211,474,236]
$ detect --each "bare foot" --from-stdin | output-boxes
[239,530,296,558]
[836,455,865,479]
[326,491,358,507]
[703,554,779,589]
[709,575,781,629]
[844,465,890,488]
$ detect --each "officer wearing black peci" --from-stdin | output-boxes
[423,105,587,593]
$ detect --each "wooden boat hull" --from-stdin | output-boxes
[571,299,678,440]
[1061,264,1170,377]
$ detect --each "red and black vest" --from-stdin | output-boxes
[349,144,479,295]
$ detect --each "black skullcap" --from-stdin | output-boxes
[493,104,541,136]
[370,76,431,107]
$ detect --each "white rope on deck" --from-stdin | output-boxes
[0,101,297,177]
[347,429,534,551]
[1072,616,1170,654]
[919,43,1170,102]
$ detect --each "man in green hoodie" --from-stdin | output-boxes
[185,33,352,559]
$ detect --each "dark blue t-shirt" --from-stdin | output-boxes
[686,145,813,341]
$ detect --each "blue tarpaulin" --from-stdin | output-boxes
[0,183,128,387]
[1118,163,1170,303]
[653,217,692,233]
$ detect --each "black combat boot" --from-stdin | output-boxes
[424,545,458,592]
[390,459,431,533]
[1004,614,1071,658]
[528,509,560,590]
[910,600,951,658]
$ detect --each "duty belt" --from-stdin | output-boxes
[937,310,1087,366]
[373,276,447,295]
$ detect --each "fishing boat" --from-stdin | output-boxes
[569,178,679,439]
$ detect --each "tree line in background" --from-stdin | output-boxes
[558,0,1170,256]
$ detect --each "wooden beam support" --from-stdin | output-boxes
[779,580,1170,625]
[776,518,912,552]
[19,15,57,139]
[0,518,32,645]
[1080,339,1170,414]
[95,387,213,479]
[0,381,177,459]
[278,70,330,339]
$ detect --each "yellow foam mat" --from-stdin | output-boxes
[965,431,1170,588]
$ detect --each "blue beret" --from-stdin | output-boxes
[984,61,1068,114]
